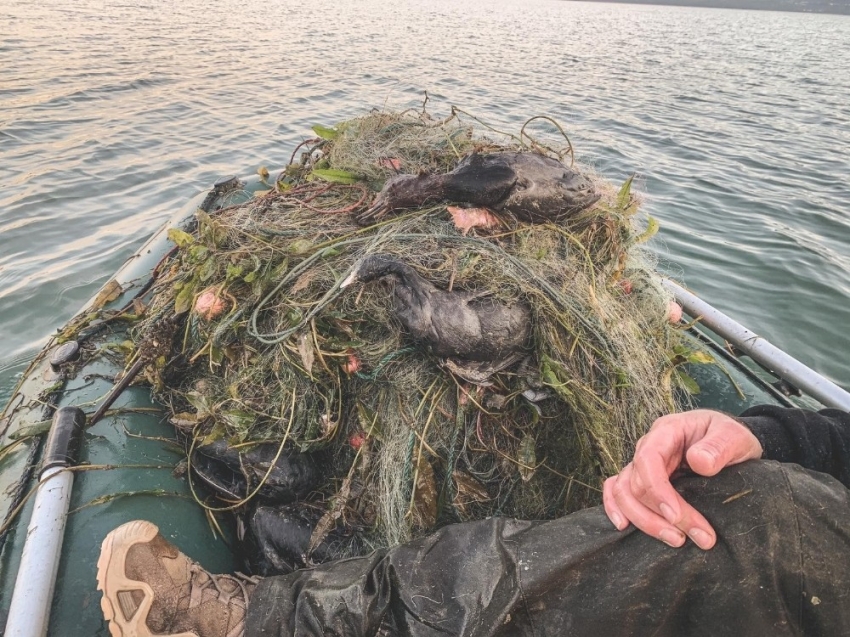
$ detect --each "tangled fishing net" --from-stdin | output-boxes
[132,108,690,559]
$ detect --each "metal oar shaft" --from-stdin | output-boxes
[5,407,86,637]
[663,279,850,411]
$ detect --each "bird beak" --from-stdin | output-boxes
[340,267,360,289]
[584,190,601,209]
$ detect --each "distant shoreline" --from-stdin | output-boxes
[568,0,850,16]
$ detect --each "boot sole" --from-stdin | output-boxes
[96,520,196,637]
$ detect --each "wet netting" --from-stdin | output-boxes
[131,108,692,564]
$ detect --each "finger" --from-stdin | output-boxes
[631,439,718,549]
[629,425,687,515]
[686,419,764,477]
[611,465,686,548]
[635,478,716,549]
[631,445,685,515]
[630,425,686,494]
[648,409,712,435]
[603,476,628,531]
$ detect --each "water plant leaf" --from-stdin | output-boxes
[7,420,52,441]
[539,356,574,401]
[91,279,124,310]
[451,470,490,515]
[411,455,438,529]
[288,239,314,255]
[674,369,701,395]
[308,446,365,556]
[687,351,715,365]
[196,210,227,247]
[188,245,209,262]
[225,263,244,281]
[458,252,482,276]
[355,401,383,441]
[167,228,195,248]
[209,344,224,367]
[201,420,228,445]
[633,216,659,244]
[198,257,217,282]
[311,124,339,140]
[71,489,177,513]
[115,340,136,354]
[616,175,634,210]
[291,270,315,294]
[174,278,197,314]
[517,434,537,482]
[169,412,198,430]
[221,410,255,431]
[310,168,359,184]
[297,332,315,375]
[185,392,213,419]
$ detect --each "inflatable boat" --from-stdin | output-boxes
[2,174,848,636]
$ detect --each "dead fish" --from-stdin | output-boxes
[357,152,600,224]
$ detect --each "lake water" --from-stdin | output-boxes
[2,0,849,405]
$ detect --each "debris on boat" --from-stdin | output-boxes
[126,108,702,567]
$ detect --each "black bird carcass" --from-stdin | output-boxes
[356,152,601,224]
[341,254,531,382]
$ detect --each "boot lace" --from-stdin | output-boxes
[188,565,259,606]
[187,565,260,637]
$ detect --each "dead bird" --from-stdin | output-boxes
[341,254,531,365]
[242,504,362,576]
[191,440,319,504]
[356,152,601,224]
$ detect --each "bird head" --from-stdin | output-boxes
[356,173,433,224]
[341,255,402,288]
[340,255,427,291]
[561,170,602,213]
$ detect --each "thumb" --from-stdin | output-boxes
[685,421,762,476]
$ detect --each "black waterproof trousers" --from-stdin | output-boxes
[246,461,850,636]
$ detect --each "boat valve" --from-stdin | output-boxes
[49,341,81,372]
[199,175,243,212]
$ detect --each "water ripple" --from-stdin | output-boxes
[1,0,849,393]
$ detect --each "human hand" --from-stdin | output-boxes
[602,409,763,550]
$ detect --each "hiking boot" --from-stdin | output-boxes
[97,520,258,637]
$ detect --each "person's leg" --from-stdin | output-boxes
[97,461,850,636]
[97,520,258,637]
[246,461,850,637]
